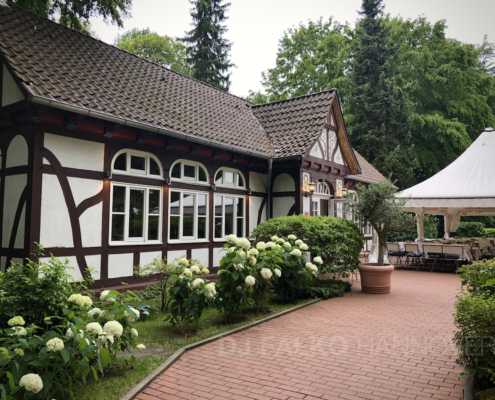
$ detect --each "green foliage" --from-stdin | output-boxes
[484,228,495,237]
[249,215,363,278]
[0,245,93,329]
[387,214,438,241]
[115,28,191,76]
[459,259,495,297]
[295,279,352,300]
[457,222,486,238]
[181,0,234,91]
[346,181,416,265]
[10,0,131,33]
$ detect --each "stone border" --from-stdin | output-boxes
[120,298,322,400]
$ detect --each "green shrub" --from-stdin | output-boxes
[459,259,495,297]
[387,215,438,241]
[484,228,495,238]
[457,222,485,238]
[0,245,93,329]
[250,215,363,277]
[295,279,352,300]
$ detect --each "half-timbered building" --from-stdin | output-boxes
[0,4,386,288]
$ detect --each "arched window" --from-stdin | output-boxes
[214,167,246,189]
[112,149,162,179]
[170,160,209,184]
[315,182,331,195]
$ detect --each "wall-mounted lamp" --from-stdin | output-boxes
[248,187,252,195]
[103,170,112,179]
[304,181,316,197]
[342,184,349,196]
[164,177,170,186]
[211,183,216,191]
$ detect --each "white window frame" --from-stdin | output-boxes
[214,167,247,190]
[112,149,163,180]
[109,182,163,246]
[315,182,331,195]
[168,189,209,243]
[214,194,245,241]
[334,201,344,219]
[170,159,209,186]
[312,200,319,216]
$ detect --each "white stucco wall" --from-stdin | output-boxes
[212,247,224,267]
[273,173,295,192]
[39,255,100,281]
[139,251,163,267]
[273,196,295,218]
[191,248,209,268]
[108,253,134,278]
[44,133,104,172]
[2,64,24,106]
[167,250,186,264]
[249,196,265,234]
[2,174,27,248]
[249,172,267,193]
[303,196,310,215]
[40,174,74,248]
[6,135,28,168]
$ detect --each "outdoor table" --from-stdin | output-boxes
[398,242,473,262]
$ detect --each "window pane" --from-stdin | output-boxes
[215,196,222,216]
[237,218,243,237]
[215,217,222,238]
[237,173,244,187]
[149,190,160,215]
[130,155,145,171]
[129,189,144,238]
[198,194,207,216]
[150,158,160,175]
[114,153,126,171]
[215,171,223,184]
[184,164,195,179]
[225,171,234,184]
[112,186,126,212]
[199,167,207,182]
[225,197,234,235]
[182,193,194,237]
[111,214,124,241]
[170,192,180,215]
[171,163,181,178]
[198,217,206,239]
[148,216,159,240]
[237,198,244,217]
[170,216,179,239]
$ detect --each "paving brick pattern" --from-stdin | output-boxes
[137,271,464,400]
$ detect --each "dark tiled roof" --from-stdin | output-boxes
[348,149,387,184]
[0,5,274,156]
[251,91,335,158]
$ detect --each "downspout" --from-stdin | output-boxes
[266,158,273,221]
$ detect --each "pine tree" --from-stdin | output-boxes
[181,0,234,91]
[347,0,416,189]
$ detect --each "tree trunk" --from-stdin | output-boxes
[377,233,386,266]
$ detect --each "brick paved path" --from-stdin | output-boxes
[137,271,464,400]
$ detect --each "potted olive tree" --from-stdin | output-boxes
[345,181,415,293]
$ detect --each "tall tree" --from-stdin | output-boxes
[346,0,415,189]
[115,28,191,76]
[181,0,234,91]
[9,0,131,33]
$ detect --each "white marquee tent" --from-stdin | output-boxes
[396,127,495,239]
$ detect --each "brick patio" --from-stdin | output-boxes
[136,270,464,400]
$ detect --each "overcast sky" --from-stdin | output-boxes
[90,0,495,97]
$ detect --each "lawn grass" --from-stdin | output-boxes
[74,296,313,400]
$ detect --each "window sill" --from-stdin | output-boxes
[109,242,163,247]
[168,239,210,245]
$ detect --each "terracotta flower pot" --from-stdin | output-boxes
[357,263,394,294]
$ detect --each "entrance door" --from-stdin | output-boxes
[320,199,329,216]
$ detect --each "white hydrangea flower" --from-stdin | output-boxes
[300,243,309,251]
[245,275,256,286]
[313,256,323,264]
[102,310,115,321]
[99,334,114,344]
[291,249,302,257]
[0,347,8,358]
[205,291,214,299]
[226,247,236,255]
[260,268,273,280]
[183,268,192,278]
[86,322,103,335]
[238,238,251,250]
[239,251,247,260]
[68,293,88,307]
[8,316,25,326]
[276,238,285,243]
[19,374,43,394]
[124,307,140,323]
[295,239,303,246]
[256,242,266,250]
[205,283,217,294]
[201,268,210,275]
[131,328,138,338]
[271,235,279,241]
[10,326,27,337]
[248,248,259,256]
[66,328,84,339]
[266,241,276,249]
[249,257,257,267]
[137,344,146,350]
[305,263,318,272]
[236,285,243,291]
[217,269,224,275]
[226,234,238,244]
[14,348,24,357]
[274,268,282,278]
[288,234,297,240]
[283,242,291,249]
[191,278,205,288]
[305,262,313,268]
[88,308,103,318]
[234,263,245,271]
[103,321,124,338]
[100,290,115,303]
[190,265,201,274]
[46,338,64,352]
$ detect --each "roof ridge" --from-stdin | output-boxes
[8,4,251,105]
[251,88,336,108]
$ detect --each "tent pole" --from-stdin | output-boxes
[444,214,451,239]
[416,213,425,242]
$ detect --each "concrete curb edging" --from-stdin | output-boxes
[120,298,322,400]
